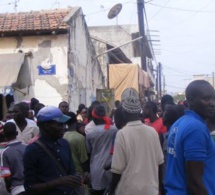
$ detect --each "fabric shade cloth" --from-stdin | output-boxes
[0,53,27,95]
[109,63,150,101]
[0,53,25,88]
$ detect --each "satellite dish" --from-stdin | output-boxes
[108,3,122,19]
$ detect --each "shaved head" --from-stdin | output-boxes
[185,80,213,100]
[185,80,215,119]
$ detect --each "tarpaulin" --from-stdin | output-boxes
[109,63,149,100]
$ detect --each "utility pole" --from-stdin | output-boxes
[212,72,215,88]
[156,66,159,101]
[157,62,162,99]
[14,0,19,13]
[163,75,166,94]
[137,0,147,72]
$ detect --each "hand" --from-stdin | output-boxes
[59,175,82,187]
[82,172,90,184]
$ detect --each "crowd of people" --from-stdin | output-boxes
[0,79,215,195]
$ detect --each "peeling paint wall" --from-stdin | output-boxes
[0,9,104,110]
[66,9,104,109]
[90,39,108,87]
[0,34,69,107]
[89,25,138,60]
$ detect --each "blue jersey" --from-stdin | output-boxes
[164,110,215,195]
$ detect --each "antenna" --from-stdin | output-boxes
[107,3,123,25]
[14,0,20,13]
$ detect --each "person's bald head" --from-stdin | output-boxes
[185,80,215,119]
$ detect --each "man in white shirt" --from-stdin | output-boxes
[109,88,164,195]
[7,103,39,144]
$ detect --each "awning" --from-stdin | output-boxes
[0,53,28,95]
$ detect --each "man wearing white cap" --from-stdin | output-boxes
[108,88,164,195]
[23,106,82,195]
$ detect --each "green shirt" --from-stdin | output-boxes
[64,131,88,174]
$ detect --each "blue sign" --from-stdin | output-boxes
[38,65,56,75]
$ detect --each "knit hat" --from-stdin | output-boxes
[121,88,141,114]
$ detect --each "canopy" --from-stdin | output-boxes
[109,63,150,100]
[0,53,29,95]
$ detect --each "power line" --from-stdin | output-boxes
[165,84,185,90]
[163,65,198,75]
[148,2,215,13]
[0,1,13,7]
[85,0,135,15]
[150,0,171,19]
[160,0,215,30]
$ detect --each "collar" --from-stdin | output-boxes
[39,135,63,148]
[185,110,206,124]
[6,139,22,147]
[126,120,143,126]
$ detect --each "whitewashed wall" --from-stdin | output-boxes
[0,34,69,107]
[65,8,104,110]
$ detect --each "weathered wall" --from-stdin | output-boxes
[0,34,68,107]
[90,39,108,87]
[65,8,104,109]
[89,25,138,60]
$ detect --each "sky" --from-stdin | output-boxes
[0,0,215,94]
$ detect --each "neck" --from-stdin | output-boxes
[126,113,139,122]
[6,137,17,142]
[149,114,158,122]
[15,118,26,125]
[68,124,76,131]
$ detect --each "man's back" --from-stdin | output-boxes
[86,124,117,190]
[111,120,164,195]
[1,140,26,195]
[165,110,215,194]
[64,131,88,174]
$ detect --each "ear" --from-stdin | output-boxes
[187,96,194,107]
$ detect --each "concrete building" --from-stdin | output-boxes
[0,8,104,119]
[89,25,155,87]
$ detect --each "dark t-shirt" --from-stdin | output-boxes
[24,136,76,195]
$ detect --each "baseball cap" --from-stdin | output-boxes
[37,106,70,123]
[121,88,141,114]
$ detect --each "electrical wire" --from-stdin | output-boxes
[165,84,185,90]
[0,1,14,7]
[148,2,215,13]
[85,0,135,15]
[161,0,215,30]
[150,0,171,19]
[163,65,198,75]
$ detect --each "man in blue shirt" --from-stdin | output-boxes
[164,80,215,195]
[24,106,82,195]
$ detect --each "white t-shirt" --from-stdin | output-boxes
[7,119,39,144]
[85,120,95,135]
[111,120,164,195]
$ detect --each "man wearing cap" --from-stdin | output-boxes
[108,88,164,195]
[23,106,82,195]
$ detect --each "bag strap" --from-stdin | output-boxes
[35,140,67,176]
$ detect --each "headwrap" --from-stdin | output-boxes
[92,107,112,130]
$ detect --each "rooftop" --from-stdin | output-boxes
[0,8,72,36]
